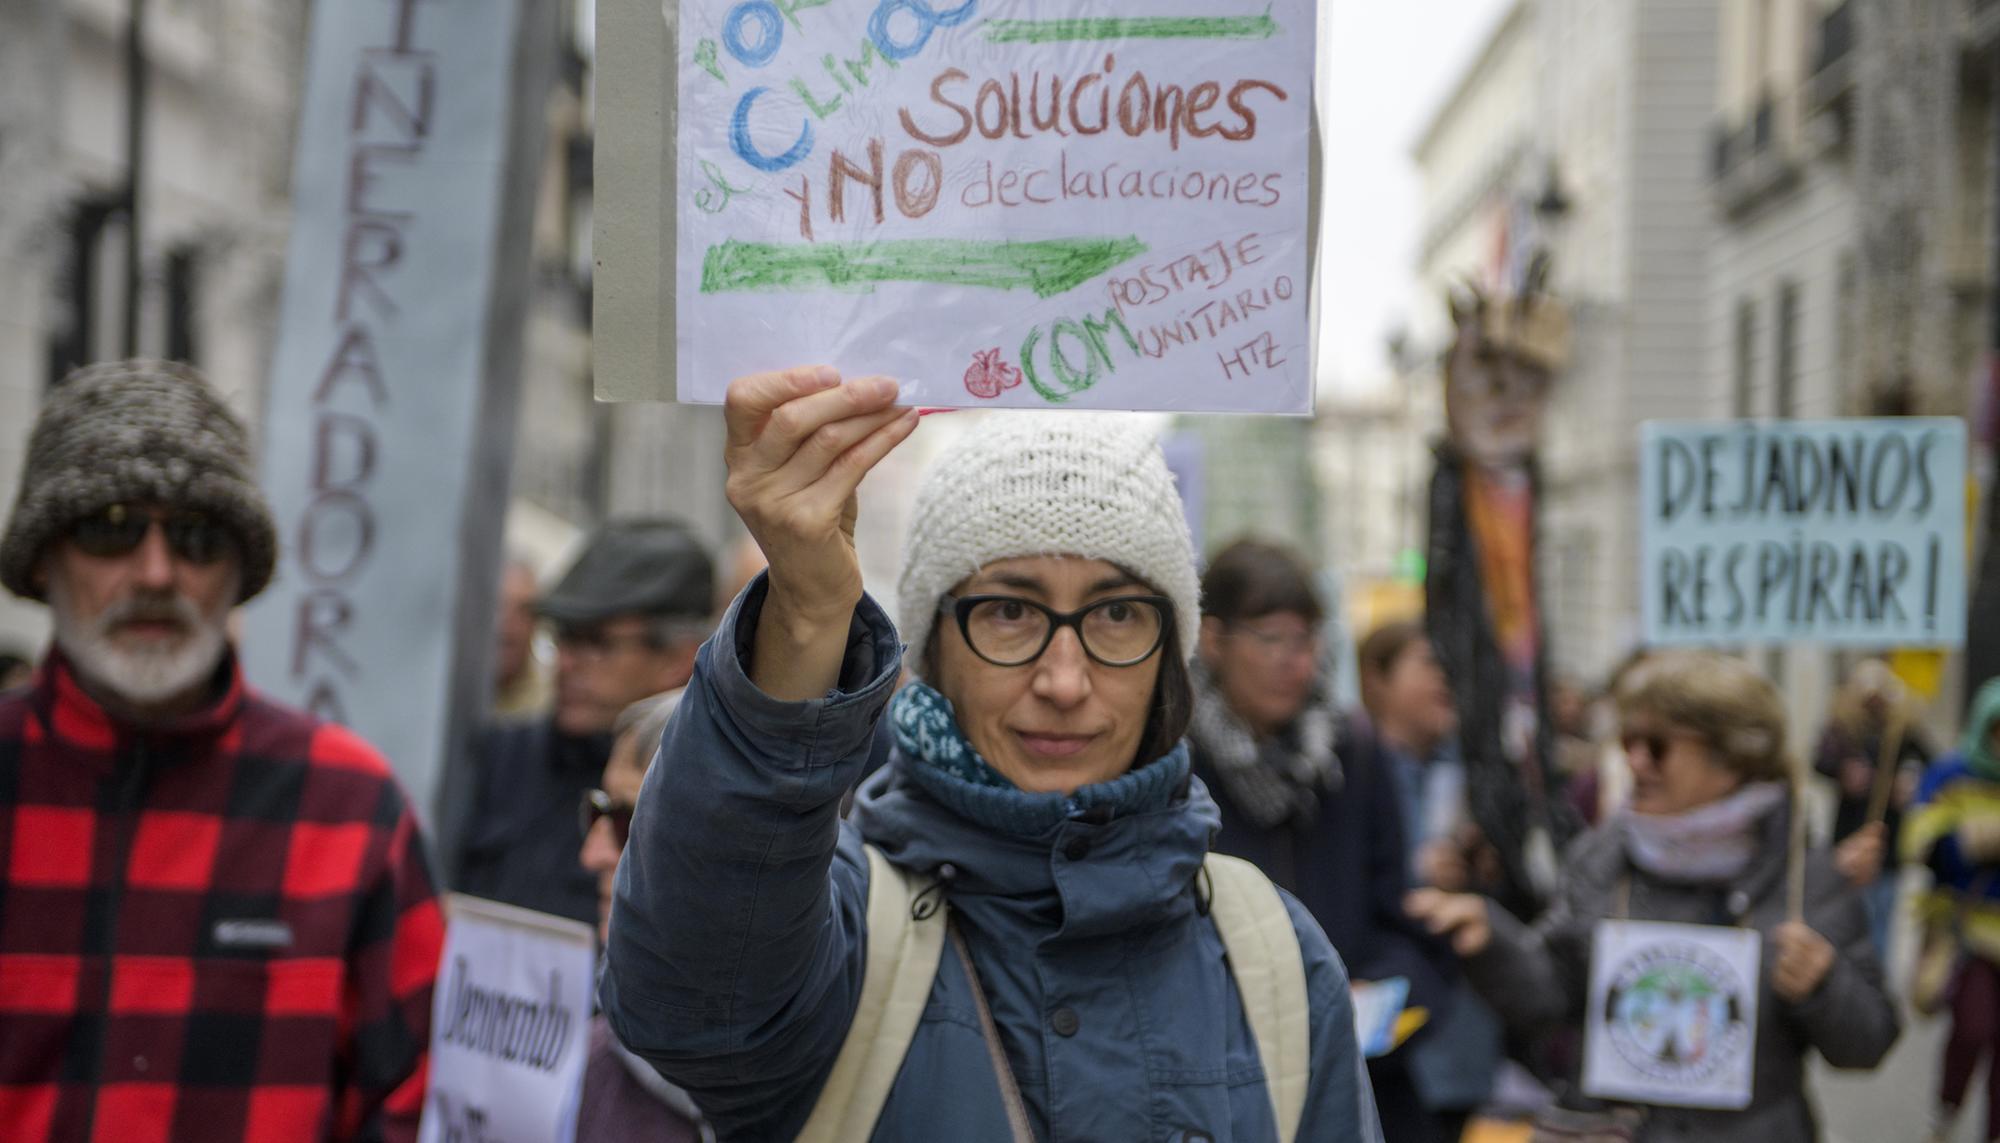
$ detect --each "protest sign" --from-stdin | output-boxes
[1583,920,1761,1111]
[240,0,553,840]
[596,0,1318,412]
[1640,419,1967,647]
[420,896,596,1143]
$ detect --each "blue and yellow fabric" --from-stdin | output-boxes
[1903,679,2000,961]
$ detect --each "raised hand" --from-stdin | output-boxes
[722,366,918,701]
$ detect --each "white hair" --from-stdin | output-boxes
[47,570,236,707]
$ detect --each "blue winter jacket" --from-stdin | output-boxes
[602,580,1383,1142]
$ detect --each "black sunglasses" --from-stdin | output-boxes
[579,788,635,846]
[1620,733,1668,761]
[939,593,1173,668]
[69,504,235,565]
[1620,730,1703,761]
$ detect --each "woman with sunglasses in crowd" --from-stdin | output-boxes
[1406,650,1897,1142]
[598,369,1381,1141]
[576,690,711,1143]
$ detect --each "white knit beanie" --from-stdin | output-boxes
[896,414,1199,678]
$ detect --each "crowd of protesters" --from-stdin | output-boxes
[0,357,1989,1141]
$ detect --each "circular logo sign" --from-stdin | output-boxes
[1601,938,1754,1087]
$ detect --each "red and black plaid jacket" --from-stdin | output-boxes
[0,649,444,1142]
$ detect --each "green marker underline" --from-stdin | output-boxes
[983,12,1279,44]
[700,237,1148,298]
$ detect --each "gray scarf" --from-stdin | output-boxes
[1618,782,1788,885]
[1189,657,1342,830]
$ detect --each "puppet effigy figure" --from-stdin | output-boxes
[1425,254,1579,918]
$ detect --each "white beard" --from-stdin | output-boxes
[48,576,233,707]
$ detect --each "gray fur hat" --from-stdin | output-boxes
[0,359,277,602]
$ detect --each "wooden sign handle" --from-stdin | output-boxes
[1864,707,1911,829]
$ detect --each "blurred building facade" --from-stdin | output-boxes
[1311,387,1429,631]
[0,0,305,652]
[514,0,737,578]
[1172,416,1327,564]
[1708,0,1994,724]
[0,0,734,656]
[1404,0,1997,731]
[1410,0,1723,689]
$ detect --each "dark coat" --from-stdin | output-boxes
[601,582,1383,1142]
[1465,806,1900,1143]
[451,719,608,926]
[1193,720,1458,1141]
[1812,721,1931,845]
[1193,720,1456,1019]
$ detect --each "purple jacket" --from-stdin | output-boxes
[577,1018,708,1143]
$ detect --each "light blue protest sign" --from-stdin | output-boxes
[1640,419,1967,648]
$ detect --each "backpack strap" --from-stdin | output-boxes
[796,843,948,1143]
[1204,852,1311,1143]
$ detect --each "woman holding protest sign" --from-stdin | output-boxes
[600,368,1381,1141]
[1406,651,1897,1142]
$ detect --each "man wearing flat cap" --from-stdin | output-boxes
[0,360,442,1142]
[451,518,715,927]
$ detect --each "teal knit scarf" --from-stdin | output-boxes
[889,680,1189,837]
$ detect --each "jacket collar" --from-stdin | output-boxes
[30,645,245,767]
[849,753,1222,944]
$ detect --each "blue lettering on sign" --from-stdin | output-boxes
[731,86,815,171]
[721,0,979,173]
[868,0,978,61]
[723,0,785,67]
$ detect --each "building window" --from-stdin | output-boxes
[46,194,124,387]
[1733,299,1759,417]
[165,247,200,365]
[1774,280,1800,418]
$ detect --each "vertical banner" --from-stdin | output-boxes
[1640,419,1968,647]
[241,0,554,827]
[420,896,596,1143]
[596,0,1319,413]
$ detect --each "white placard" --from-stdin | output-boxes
[1583,920,1761,1111]
[1639,418,1967,648]
[419,896,596,1143]
[663,0,1317,412]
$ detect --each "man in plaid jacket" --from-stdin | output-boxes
[0,360,444,1141]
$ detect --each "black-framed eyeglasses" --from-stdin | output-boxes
[939,593,1173,668]
[68,503,235,565]
[579,788,635,846]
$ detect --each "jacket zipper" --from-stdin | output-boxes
[77,740,152,1143]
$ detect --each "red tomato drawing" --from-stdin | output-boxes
[963,348,1022,399]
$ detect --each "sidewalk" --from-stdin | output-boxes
[1817,995,1973,1143]
[1811,868,1966,1143]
